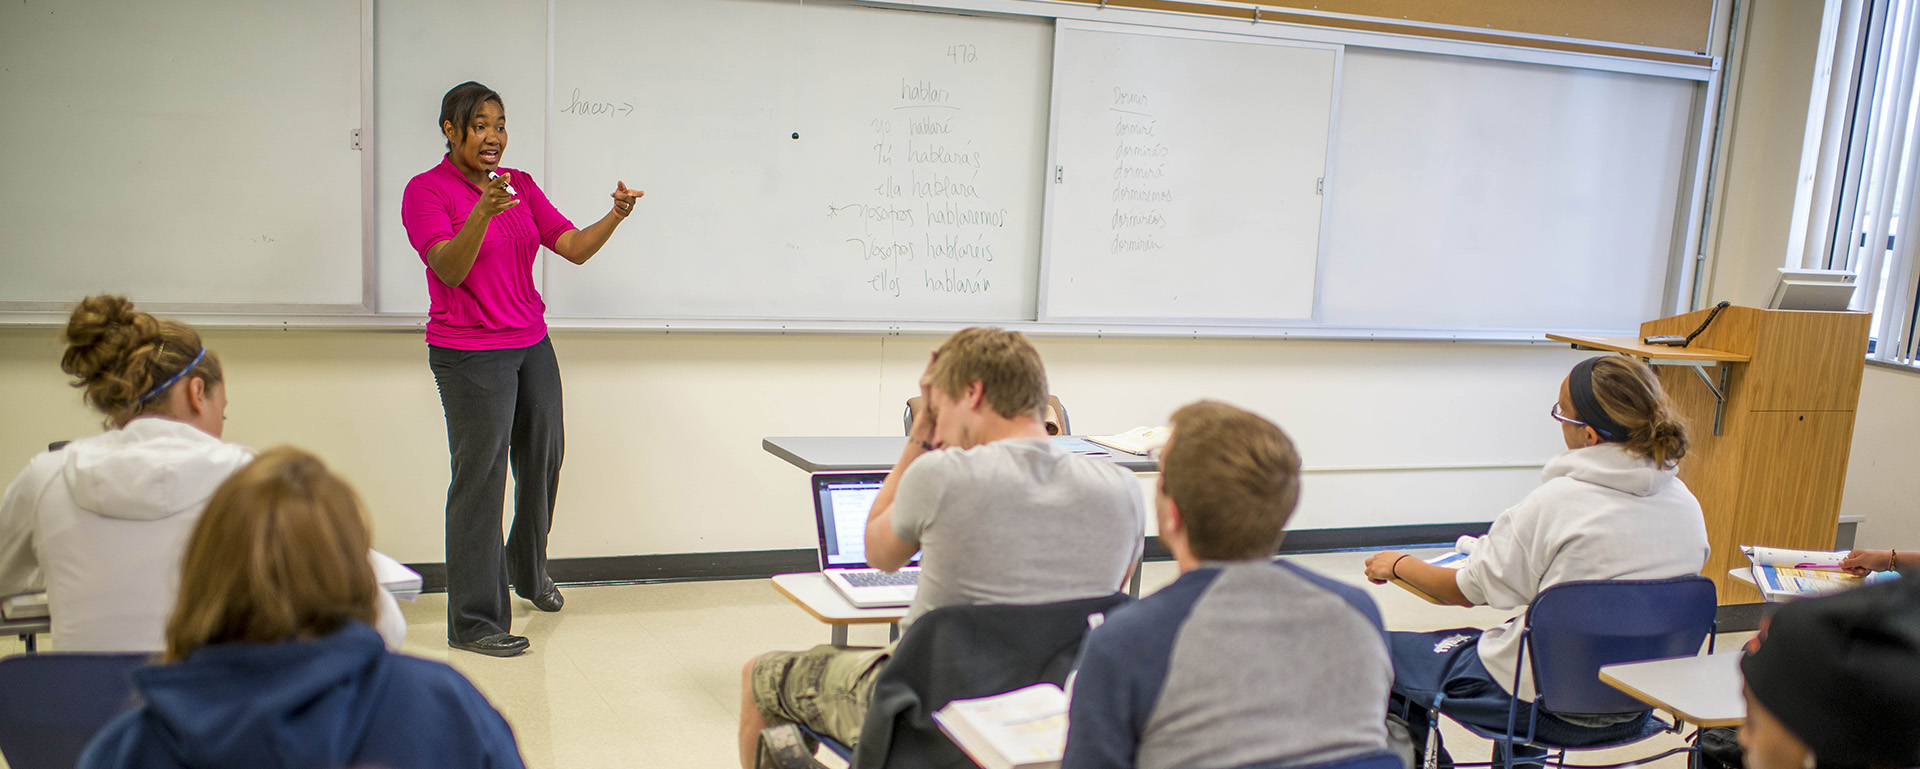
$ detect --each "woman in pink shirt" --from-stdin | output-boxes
[400,81,641,657]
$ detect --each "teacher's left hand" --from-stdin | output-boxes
[611,181,644,218]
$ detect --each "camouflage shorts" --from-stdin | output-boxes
[750,644,893,747]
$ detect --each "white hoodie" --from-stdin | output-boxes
[0,418,406,652]
[1453,442,1710,701]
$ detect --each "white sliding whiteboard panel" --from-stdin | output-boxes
[0,0,364,308]
[372,0,550,315]
[1316,49,1696,333]
[542,0,1051,321]
[1041,22,1338,322]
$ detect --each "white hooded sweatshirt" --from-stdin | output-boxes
[1453,442,1710,701]
[0,418,406,652]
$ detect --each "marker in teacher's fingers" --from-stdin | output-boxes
[488,170,516,196]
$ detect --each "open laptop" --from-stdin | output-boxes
[812,471,921,608]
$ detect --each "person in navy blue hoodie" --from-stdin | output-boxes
[79,447,525,769]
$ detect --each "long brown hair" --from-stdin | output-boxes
[164,447,378,662]
[1587,356,1690,467]
[60,295,224,428]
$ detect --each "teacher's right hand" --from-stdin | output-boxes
[473,172,521,219]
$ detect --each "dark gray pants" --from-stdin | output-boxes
[429,337,564,643]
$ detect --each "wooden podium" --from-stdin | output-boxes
[1549,307,1871,604]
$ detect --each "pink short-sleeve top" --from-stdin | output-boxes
[400,156,576,350]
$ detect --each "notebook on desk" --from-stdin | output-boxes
[812,471,921,608]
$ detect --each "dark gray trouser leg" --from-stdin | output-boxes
[507,337,564,600]
[430,343,521,643]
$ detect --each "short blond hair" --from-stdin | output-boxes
[923,328,1049,421]
[1161,401,1302,561]
[165,447,377,662]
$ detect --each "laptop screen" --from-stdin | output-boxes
[812,472,919,568]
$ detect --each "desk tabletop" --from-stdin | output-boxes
[1544,334,1751,363]
[1599,651,1745,728]
[771,573,910,625]
[762,436,1159,473]
[0,615,50,638]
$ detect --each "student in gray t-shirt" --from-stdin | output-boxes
[737,328,1144,769]
[1064,401,1397,769]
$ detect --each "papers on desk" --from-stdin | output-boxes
[1086,426,1170,456]
[1391,551,1467,606]
[372,550,423,601]
[933,683,1069,769]
[1,592,48,620]
[1741,546,1862,602]
[1049,436,1111,457]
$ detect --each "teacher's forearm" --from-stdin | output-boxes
[427,218,490,287]
[554,212,625,265]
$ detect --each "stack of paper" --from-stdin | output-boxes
[1,592,48,621]
[933,683,1069,769]
[371,550,423,600]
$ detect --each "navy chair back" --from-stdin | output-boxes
[0,652,149,769]
[1523,577,1718,716]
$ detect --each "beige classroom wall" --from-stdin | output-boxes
[0,327,1586,563]
[9,0,1909,568]
[1842,365,1920,551]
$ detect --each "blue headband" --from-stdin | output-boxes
[1568,357,1633,443]
[137,347,207,405]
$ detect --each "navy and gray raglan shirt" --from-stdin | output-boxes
[1062,560,1395,769]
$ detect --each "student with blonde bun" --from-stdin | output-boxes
[0,295,405,652]
[79,448,524,769]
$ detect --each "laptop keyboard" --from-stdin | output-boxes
[841,570,920,587]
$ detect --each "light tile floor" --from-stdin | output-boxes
[1,549,1743,769]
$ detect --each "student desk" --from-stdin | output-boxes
[761,436,1159,473]
[1598,651,1745,728]
[0,616,49,653]
[771,573,907,648]
[761,436,1157,644]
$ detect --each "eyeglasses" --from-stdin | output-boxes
[1549,402,1588,428]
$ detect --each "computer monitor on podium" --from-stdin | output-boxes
[1768,268,1857,311]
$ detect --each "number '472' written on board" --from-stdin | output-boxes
[946,44,976,63]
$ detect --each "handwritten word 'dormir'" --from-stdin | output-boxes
[559,89,634,117]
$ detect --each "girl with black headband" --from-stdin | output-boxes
[0,295,408,653]
[1362,355,1709,765]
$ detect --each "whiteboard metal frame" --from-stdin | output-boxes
[0,307,1640,345]
[1038,20,1344,326]
[0,0,1718,338]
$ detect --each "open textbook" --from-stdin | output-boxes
[933,683,1069,769]
[1391,551,1469,606]
[1085,426,1171,456]
[1741,546,1867,601]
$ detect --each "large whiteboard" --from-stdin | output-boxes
[0,0,363,308]
[1042,22,1337,322]
[1316,49,1696,332]
[0,0,1710,337]
[540,0,1051,321]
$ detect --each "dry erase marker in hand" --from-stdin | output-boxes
[489,170,516,196]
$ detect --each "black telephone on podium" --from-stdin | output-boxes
[1644,301,1731,347]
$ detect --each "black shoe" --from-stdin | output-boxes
[523,585,563,612]
[449,633,529,657]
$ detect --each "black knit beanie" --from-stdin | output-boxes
[1741,574,1920,768]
